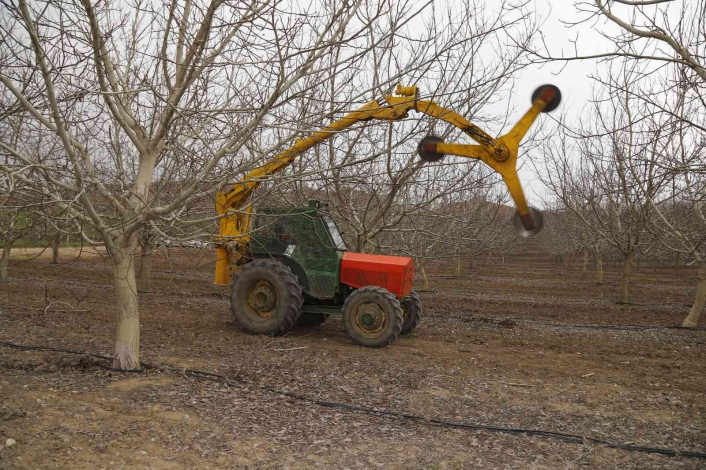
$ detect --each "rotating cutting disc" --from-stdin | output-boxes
[417,135,445,162]
[512,206,544,238]
[531,84,561,113]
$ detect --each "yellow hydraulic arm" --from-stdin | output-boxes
[214,84,561,285]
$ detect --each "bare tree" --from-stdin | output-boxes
[0,0,448,369]
[0,196,37,280]
[613,69,706,326]
[0,110,43,279]
[542,0,706,324]
[532,0,705,85]
[540,65,666,304]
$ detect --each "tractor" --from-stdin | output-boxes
[230,200,420,347]
[214,84,561,347]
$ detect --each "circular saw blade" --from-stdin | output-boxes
[512,206,544,238]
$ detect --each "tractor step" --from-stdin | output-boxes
[300,304,343,316]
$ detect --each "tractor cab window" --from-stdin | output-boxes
[323,215,347,251]
[274,223,288,245]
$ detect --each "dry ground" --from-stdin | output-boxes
[0,244,704,469]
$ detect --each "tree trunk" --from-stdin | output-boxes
[582,251,588,273]
[50,235,60,264]
[0,242,11,280]
[355,234,367,254]
[468,256,473,269]
[682,264,706,328]
[139,238,152,292]
[675,253,680,275]
[112,243,140,370]
[419,263,429,290]
[619,251,634,304]
[596,251,604,285]
[455,258,461,276]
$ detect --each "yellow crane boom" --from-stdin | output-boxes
[214,84,560,285]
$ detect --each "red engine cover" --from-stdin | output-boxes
[340,252,414,298]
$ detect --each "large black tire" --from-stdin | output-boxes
[230,259,303,335]
[342,286,403,348]
[401,291,422,335]
[296,313,327,327]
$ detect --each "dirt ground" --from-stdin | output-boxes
[1,243,704,469]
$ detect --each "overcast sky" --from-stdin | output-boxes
[510,0,618,116]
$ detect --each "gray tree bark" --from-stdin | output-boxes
[0,242,11,280]
[676,253,680,275]
[682,264,706,328]
[419,262,429,290]
[139,236,152,292]
[111,237,140,370]
[619,251,634,304]
[50,235,60,264]
[596,251,604,285]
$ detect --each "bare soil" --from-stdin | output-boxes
[0,244,704,469]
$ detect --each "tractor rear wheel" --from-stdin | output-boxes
[401,291,421,335]
[342,286,403,348]
[296,313,327,327]
[230,259,303,335]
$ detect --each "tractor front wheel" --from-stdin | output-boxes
[342,286,403,348]
[401,291,422,335]
[230,259,303,335]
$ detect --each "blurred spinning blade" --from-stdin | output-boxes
[512,207,544,238]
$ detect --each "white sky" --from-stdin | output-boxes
[510,0,620,113]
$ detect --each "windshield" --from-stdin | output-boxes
[322,215,347,250]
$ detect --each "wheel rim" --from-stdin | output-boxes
[352,301,387,338]
[244,279,278,318]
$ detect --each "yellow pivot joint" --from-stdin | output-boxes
[395,84,418,98]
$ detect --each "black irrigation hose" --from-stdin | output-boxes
[180,370,706,459]
[0,341,147,373]
[0,341,112,360]
[515,321,703,332]
[431,314,705,333]
[2,340,706,460]
[550,324,703,332]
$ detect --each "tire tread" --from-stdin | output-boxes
[342,285,403,348]
[230,259,303,335]
[401,291,422,335]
